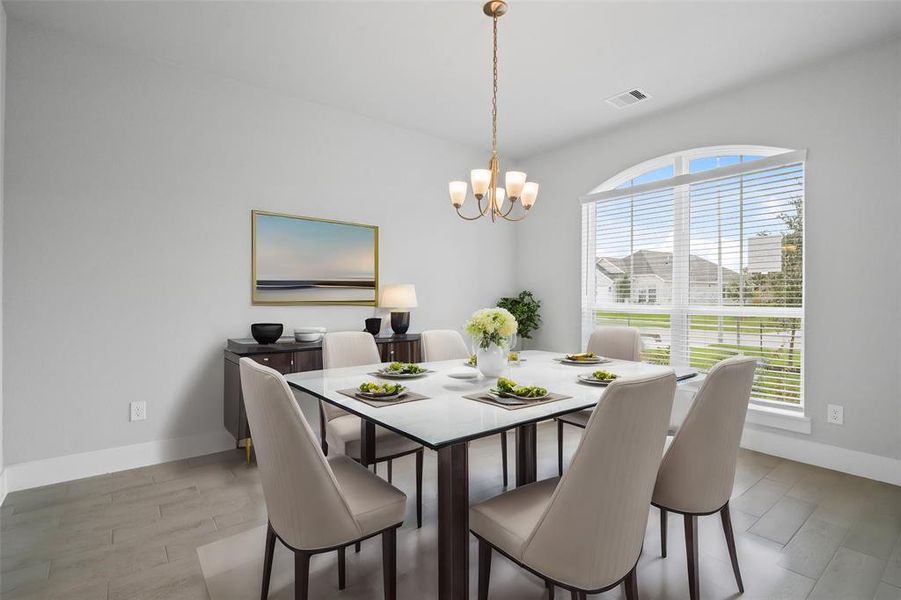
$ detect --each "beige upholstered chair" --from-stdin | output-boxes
[420,329,470,362]
[239,358,405,600]
[421,329,511,487]
[471,371,676,600]
[556,325,643,475]
[653,356,757,600]
[319,331,425,528]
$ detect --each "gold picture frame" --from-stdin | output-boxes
[251,210,379,306]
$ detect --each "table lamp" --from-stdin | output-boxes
[380,284,418,335]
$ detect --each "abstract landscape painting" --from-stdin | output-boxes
[252,211,378,305]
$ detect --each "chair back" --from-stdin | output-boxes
[239,358,361,550]
[421,329,469,362]
[523,371,676,590]
[653,355,757,514]
[586,326,642,361]
[320,331,382,421]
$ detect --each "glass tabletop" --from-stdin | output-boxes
[284,350,694,450]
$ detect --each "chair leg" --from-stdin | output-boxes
[478,538,492,600]
[318,404,329,456]
[261,522,276,600]
[415,449,424,528]
[338,546,346,590]
[500,432,508,487]
[381,528,397,600]
[294,550,310,600]
[684,514,699,600]
[557,420,564,476]
[720,503,744,593]
[623,563,639,600]
[569,591,585,600]
[660,507,668,557]
[387,459,393,483]
[355,541,361,553]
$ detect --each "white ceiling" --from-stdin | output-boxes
[6,1,901,158]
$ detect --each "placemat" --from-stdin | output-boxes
[336,389,430,408]
[463,391,571,411]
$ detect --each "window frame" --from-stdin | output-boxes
[581,145,807,413]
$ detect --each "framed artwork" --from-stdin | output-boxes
[251,210,379,305]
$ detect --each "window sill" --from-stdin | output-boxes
[746,404,811,434]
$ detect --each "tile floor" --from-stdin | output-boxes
[1,422,900,599]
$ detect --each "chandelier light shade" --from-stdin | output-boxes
[448,0,538,223]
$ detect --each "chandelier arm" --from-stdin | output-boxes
[477,194,491,216]
[498,197,517,218]
[456,206,487,221]
[497,208,530,222]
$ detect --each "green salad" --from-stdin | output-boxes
[495,377,548,398]
[467,354,478,366]
[358,382,406,395]
[384,362,426,375]
[591,370,618,382]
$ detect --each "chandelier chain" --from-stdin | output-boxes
[491,14,498,156]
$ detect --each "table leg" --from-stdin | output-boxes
[515,423,537,486]
[360,419,376,467]
[438,442,469,600]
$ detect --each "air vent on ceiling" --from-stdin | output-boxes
[606,88,650,109]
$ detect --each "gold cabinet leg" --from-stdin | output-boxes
[245,437,253,464]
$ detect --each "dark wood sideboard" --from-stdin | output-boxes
[223,334,422,445]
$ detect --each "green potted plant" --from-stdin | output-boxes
[497,291,541,348]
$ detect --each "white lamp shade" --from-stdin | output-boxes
[449,181,467,208]
[471,169,491,196]
[495,187,506,204]
[380,284,418,309]
[505,171,527,198]
[521,182,539,208]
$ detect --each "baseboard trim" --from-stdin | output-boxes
[741,426,901,486]
[3,430,235,494]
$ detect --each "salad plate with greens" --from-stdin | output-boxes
[489,377,550,402]
[556,352,607,365]
[374,362,432,379]
[356,382,408,401]
[577,370,619,386]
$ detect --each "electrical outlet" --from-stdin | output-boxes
[130,401,147,422]
[827,404,843,425]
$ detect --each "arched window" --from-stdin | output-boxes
[581,146,805,408]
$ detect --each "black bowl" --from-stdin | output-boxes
[251,323,283,345]
[365,318,382,336]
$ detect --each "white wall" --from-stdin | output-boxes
[516,37,901,463]
[3,20,516,468]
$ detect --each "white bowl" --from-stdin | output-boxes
[294,327,326,342]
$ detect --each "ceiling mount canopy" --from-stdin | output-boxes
[448,0,538,223]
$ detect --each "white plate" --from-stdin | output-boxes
[555,356,607,365]
[489,389,551,402]
[356,390,407,401]
[447,369,479,380]
[372,369,432,379]
[576,374,616,386]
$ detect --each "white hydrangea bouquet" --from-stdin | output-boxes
[465,308,518,377]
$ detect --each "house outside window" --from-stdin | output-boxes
[581,146,805,408]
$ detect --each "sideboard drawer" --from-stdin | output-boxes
[251,352,294,373]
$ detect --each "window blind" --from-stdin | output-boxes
[581,150,805,406]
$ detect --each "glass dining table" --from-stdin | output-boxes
[285,350,698,600]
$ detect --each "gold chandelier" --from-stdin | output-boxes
[448,0,538,222]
